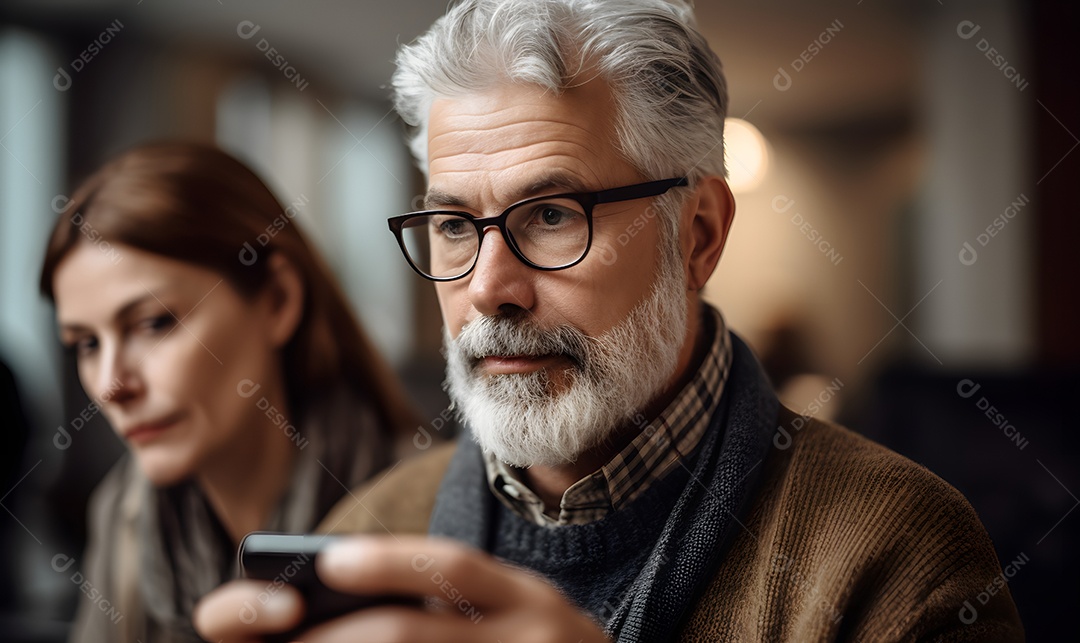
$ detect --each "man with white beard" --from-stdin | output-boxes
[196,1,1024,641]
[445,237,687,471]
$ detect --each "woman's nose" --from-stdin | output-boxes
[94,342,143,406]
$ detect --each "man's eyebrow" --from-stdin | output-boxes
[423,172,593,211]
[423,188,469,210]
[521,173,591,199]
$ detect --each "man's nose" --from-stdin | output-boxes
[467,228,537,317]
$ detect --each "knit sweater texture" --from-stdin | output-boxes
[320,336,1025,641]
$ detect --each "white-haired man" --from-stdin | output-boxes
[197,1,1024,640]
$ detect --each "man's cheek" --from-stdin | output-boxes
[433,285,464,333]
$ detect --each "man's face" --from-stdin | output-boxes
[426,81,697,465]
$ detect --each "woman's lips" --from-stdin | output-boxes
[123,414,182,444]
[479,354,572,375]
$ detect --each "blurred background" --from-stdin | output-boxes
[0,0,1076,640]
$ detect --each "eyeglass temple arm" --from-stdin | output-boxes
[592,177,689,205]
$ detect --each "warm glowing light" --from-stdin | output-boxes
[723,118,770,193]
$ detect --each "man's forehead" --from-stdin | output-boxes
[427,100,609,160]
[423,170,594,210]
[423,83,632,210]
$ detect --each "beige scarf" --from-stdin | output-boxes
[70,386,390,643]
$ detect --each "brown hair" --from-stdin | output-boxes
[40,141,418,442]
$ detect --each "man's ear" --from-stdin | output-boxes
[681,175,735,291]
[261,252,305,349]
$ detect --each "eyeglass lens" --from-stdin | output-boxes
[398,197,590,279]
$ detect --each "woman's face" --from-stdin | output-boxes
[53,241,289,486]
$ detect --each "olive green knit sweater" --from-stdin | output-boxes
[321,414,1023,642]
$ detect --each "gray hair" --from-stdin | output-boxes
[392,0,729,186]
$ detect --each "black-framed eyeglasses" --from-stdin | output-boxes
[387,177,688,281]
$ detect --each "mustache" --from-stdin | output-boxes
[453,312,592,371]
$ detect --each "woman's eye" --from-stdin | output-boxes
[69,336,99,356]
[75,337,99,356]
[139,314,176,333]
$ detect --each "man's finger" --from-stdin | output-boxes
[301,606,487,643]
[317,536,535,610]
[193,579,304,641]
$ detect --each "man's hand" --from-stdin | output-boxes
[194,535,611,643]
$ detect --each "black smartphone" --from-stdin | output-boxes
[239,532,412,642]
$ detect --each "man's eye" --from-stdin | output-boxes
[527,205,583,230]
[541,208,565,226]
[436,218,470,238]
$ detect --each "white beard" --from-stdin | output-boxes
[444,247,688,467]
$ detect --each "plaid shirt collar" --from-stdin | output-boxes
[483,304,732,527]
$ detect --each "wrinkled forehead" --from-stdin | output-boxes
[424,81,640,208]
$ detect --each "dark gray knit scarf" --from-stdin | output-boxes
[429,334,778,641]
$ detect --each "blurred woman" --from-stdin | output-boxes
[40,142,419,643]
